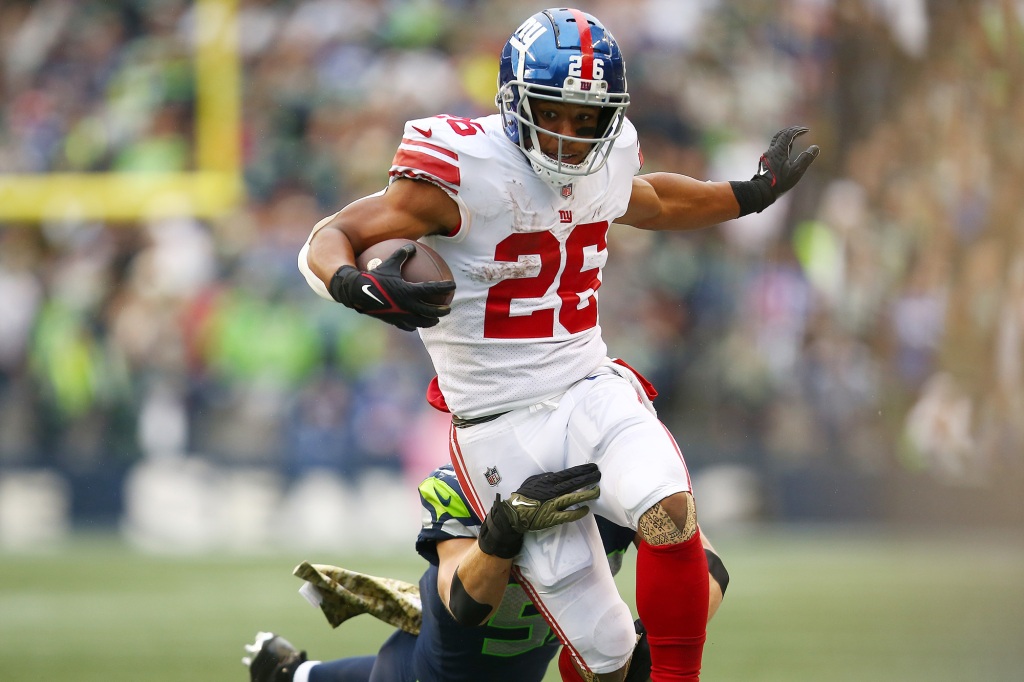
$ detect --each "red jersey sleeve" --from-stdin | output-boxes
[389,117,462,195]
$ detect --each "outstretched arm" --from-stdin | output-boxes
[619,173,740,231]
[618,126,820,232]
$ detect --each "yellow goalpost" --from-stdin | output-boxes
[0,0,242,222]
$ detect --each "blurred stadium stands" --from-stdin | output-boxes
[0,0,1021,552]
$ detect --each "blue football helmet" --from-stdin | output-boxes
[497,8,630,189]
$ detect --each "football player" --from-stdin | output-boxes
[299,8,814,681]
[244,463,729,682]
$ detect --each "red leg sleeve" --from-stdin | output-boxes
[635,530,709,681]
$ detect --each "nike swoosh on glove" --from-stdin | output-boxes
[328,243,455,332]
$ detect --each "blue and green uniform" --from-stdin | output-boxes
[309,464,635,682]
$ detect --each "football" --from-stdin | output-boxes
[356,238,455,305]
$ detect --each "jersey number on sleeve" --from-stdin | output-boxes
[441,115,485,137]
[483,221,608,339]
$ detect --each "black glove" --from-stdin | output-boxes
[730,126,820,216]
[328,244,455,332]
[477,463,601,559]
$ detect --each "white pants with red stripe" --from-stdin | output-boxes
[448,365,693,674]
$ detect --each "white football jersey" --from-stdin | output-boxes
[391,113,642,418]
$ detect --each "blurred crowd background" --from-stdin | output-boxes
[0,0,1021,551]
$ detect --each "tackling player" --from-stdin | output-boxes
[299,8,814,681]
[244,464,729,682]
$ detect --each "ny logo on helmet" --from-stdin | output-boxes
[512,16,546,49]
[509,17,546,79]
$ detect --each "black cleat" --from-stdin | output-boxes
[242,632,308,682]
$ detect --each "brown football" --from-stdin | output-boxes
[356,238,455,305]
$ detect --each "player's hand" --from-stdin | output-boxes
[500,464,602,532]
[328,244,455,332]
[755,126,820,198]
[731,126,820,217]
[478,464,601,559]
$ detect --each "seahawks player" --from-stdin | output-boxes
[244,464,729,682]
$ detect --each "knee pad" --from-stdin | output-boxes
[638,492,696,546]
[562,599,635,675]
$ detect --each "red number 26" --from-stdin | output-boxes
[483,221,608,339]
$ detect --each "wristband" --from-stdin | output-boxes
[328,265,360,306]
[477,503,523,559]
[729,178,775,217]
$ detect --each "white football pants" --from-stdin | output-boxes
[448,363,693,674]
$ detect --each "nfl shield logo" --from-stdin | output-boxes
[484,466,501,486]
[561,184,573,198]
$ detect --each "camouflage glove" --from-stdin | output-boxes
[477,463,601,559]
[293,562,422,635]
[730,126,820,216]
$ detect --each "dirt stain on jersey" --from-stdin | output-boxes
[506,180,555,234]
[467,255,542,283]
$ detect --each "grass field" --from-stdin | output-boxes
[1,525,1022,681]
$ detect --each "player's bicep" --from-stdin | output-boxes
[304,179,459,284]
[323,179,458,253]
[616,175,661,227]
